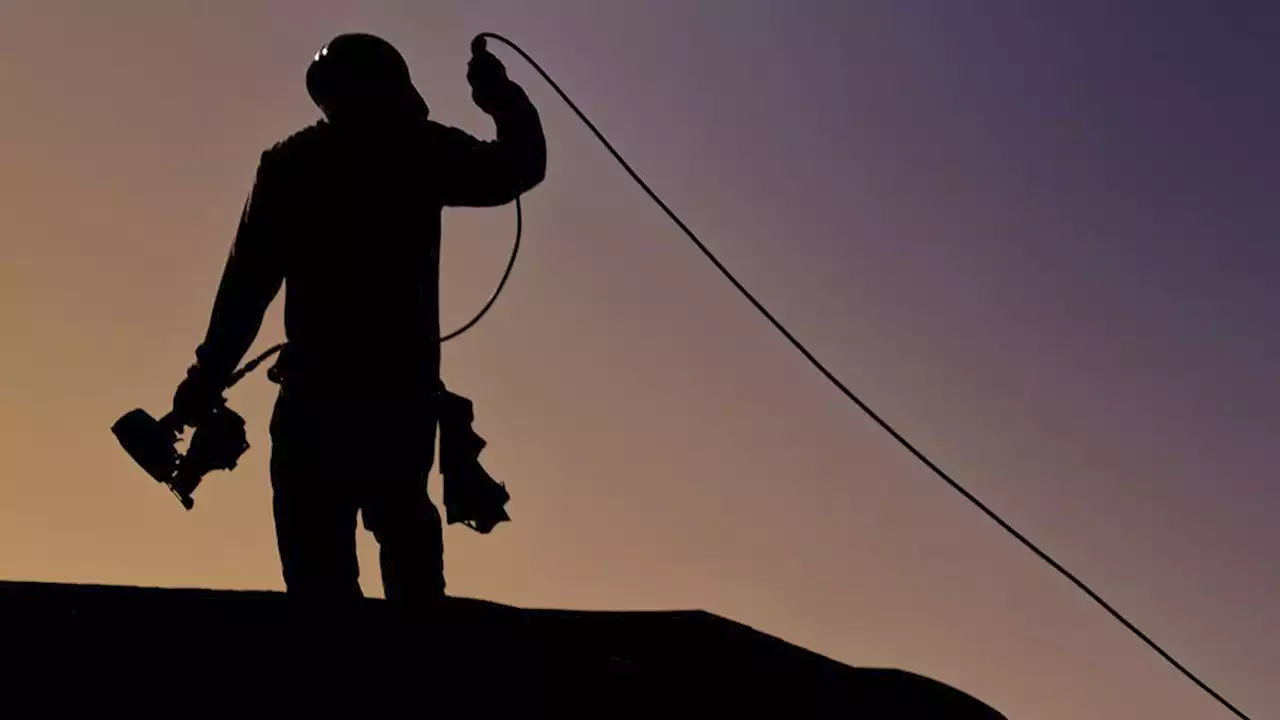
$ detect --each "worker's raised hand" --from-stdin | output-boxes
[467,37,509,115]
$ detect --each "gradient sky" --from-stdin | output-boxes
[1,2,1276,717]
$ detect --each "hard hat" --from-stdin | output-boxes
[305,33,427,123]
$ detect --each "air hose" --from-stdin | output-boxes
[222,32,1251,720]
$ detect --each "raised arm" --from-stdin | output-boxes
[437,44,546,208]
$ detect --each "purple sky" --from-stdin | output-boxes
[0,2,1275,717]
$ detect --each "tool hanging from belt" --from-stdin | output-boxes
[435,389,511,534]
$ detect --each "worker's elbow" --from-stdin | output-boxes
[519,160,546,195]
[491,161,543,204]
[458,150,545,207]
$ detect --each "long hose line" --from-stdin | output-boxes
[474,31,1252,720]
[225,32,1250,720]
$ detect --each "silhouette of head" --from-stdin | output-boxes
[306,33,429,127]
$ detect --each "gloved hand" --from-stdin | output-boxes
[467,37,510,116]
[171,364,224,428]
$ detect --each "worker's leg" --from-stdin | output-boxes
[268,390,363,601]
[361,417,446,605]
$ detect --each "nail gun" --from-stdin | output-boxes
[111,400,250,510]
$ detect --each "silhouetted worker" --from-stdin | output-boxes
[168,33,546,605]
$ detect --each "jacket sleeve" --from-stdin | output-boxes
[192,152,287,387]
[438,81,547,208]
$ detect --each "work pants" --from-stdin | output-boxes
[267,385,445,605]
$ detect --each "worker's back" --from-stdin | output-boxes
[262,118,465,401]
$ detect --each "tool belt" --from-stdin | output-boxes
[268,343,510,534]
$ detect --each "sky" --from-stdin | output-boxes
[0,1,1276,717]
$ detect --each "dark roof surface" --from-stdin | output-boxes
[0,581,1006,718]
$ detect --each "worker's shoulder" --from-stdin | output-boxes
[260,121,334,166]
